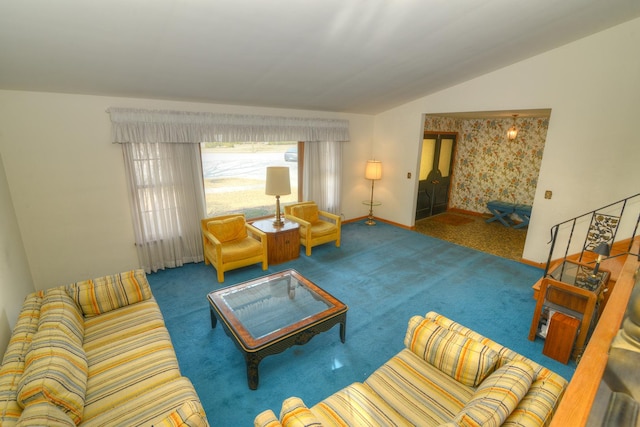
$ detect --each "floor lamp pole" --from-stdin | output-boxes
[366,179,376,226]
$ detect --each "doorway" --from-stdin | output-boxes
[416,133,456,220]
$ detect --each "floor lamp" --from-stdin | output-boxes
[365,160,382,225]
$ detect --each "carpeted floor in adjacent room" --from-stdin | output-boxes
[147,221,573,427]
[414,212,528,261]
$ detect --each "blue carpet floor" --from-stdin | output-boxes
[147,221,576,426]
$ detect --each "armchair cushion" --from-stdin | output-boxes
[404,316,498,387]
[300,220,336,238]
[454,361,534,427]
[206,216,248,243]
[291,204,319,224]
[221,238,264,262]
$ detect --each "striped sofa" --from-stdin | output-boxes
[0,269,208,426]
[255,311,568,427]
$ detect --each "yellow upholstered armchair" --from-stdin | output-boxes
[284,201,341,256]
[201,214,268,282]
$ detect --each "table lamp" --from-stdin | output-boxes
[265,166,291,226]
[591,242,610,276]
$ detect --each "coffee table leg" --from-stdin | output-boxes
[245,354,261,390]
[210,307,217,329]
[340,318,347,343]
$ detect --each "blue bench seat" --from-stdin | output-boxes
[485,200,515,227]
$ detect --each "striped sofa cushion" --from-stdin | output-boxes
[38,289,84,345]
[0,293,43,425]
[311,382,413,426]
[66,269,152,317]
[82,377,207,427]
[365,348,473,426]
[454,361,534,427]
[16,328,88,425]
[83,327,181,422]
[404,316,498,387]
[15,401,75,427]
[82,299,165,353]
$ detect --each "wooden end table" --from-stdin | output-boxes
[252,219,300,265]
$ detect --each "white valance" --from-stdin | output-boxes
[107,108,350,143]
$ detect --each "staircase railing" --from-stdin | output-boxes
[544,193,640,276]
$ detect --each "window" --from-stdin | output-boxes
[200,142,299,218]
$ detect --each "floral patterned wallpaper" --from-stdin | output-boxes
[424,115,549,215]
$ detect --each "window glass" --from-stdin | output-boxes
[200,142,299,219]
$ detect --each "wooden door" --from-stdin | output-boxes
[416,133,456,220]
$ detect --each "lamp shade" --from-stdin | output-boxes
[265,166,291,196]
[365,160,382,180]
[592,242,611,257]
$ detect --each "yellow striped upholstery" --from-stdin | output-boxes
[404,316,498,387]
[82,299,165,353]
[38,289,84,345]
[279,397,322,427]
[17,328,88,425]
[0,294,42,425]
[254,409,282,427]
[15,401,75,426]
[83,327,181,422]
[66,269,151,317]
[454,361,534,427]
[82,377,206,427]
[152,400,209,427]
[364,349,473,425]
[312,382,413,426]
[256,312,567,427]
[1,270,208,426]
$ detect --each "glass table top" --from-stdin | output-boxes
[208,269,346,350]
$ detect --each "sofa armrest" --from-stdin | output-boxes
[254,397,321,427]
[254,409,282,427]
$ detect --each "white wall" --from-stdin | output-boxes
[372,17,640,263]
[0,92,373,290]
[0,152,34,355]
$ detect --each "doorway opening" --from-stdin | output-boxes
[416,133,456,220]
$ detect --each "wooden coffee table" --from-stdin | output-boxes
[207,269,348,389]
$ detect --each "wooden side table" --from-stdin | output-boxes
[251,219,300,265]
[529,260,610,361]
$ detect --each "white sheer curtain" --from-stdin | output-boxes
[122,142,206,273]
[109,107,350,272]
[303,141,343,214]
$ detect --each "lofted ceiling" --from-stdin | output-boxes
[1,1,639,115]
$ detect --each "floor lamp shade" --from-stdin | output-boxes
[365,160,382,180]
[365,160,382,225]
[265,166,291,226]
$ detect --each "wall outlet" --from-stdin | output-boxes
[545,190,552,199]
[407,172,411,179]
